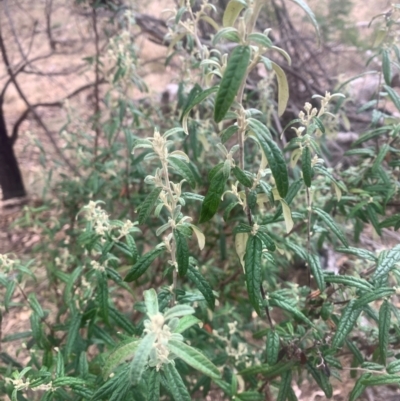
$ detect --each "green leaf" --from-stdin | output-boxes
[144,288,159,317]
[214,45,250,123]
[373,244,400,280]
[287,0,320,39]
[28,293,45,319]
[266,331,280,365]
[168,157,196,188]
[174,229,189,277]
[248,33,272,48]
[336,246,377,262]
[252,128,289,198]
[97,272,109,324]
[307,254,325,292]
[244,235,263,315]
[220,125,239,143]
[384,85,400,111]
[386,359,400,374]
[162,363,191,401]
[372,143,390,175]
[125,245,166,282]
[164,304,195,321]
[271,61,289,116]
[180,84,202,120]
[256,231,276,252]
[236,391,264,401]
[168,339,220,379]
[240,361,294,378]
[331,300,362,349]
[269,294,314,327]
[199,167,229,223]
[382,49,392,86]
[173,315,201,334]
[232,166,253,187]
[109,307,136,335]
[103,339,140,379]
[354,287,395,309]
[323,274,373,292]
[313,207,348,247]
[379,300,391,365]
[65,312,82,357]
[223,0,246,27]
[366,204,382,236]
[362,374,400,386]
[302,147,312,187]
[148,369,161,401]
[138,187,162,225]
[277,370,292,401]
[307,362,332,398]
[349,373,370,401]
[52,377,87,387]
[187,264,215,310]
[4,280,16,312]
[130,332,157,385]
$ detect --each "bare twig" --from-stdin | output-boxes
[10,79,106,144]
[45,0,56,50]
[0,25,78,175]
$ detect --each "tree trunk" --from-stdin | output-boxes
[0,100,26,201]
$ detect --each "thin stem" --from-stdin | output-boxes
[92,6,101,157]
[306,186,312,286]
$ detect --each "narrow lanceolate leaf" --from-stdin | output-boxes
[382,49,392,86]
[168,340,220,379]
[148,369,161,401]
[199,168,229,223]
[366,204,382,236]
[240,361,294,378]
[223,0,246,27]
[277,370,292,401]
[130,332,157,385]
[244,235,263,315]
[269,295,314,327]
[336,246,377,262]
[97,272,109,324]
[302,147,312,187]
[252,128,289,197]
[232,166,253,187]
[256,231,276,252]
[362,374,400,386]
[168,157,196,188]
[144,288,159,317]
[349,373,370,401]
[271,61,289,116]
[313,207,348,247]
[187,264,215,310]
[373,244,400,280]
[174,229,189,277]
[182,86,219,134]
[65,313,82,357]
[379,300,391,365]
[220,125,238,143]
[266,331,280,365]
[163,363,191,401]
[138,187,162,224]
[331,300,362,349]
[323,274,373,292]
[353,287,395,309]
[307,254,325,292]
[307,362,332,398]
[125,245,166,282]
[103,339,140,379]
[214,45,251,123]
[173,315,201,334]
[384,85,400,111]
